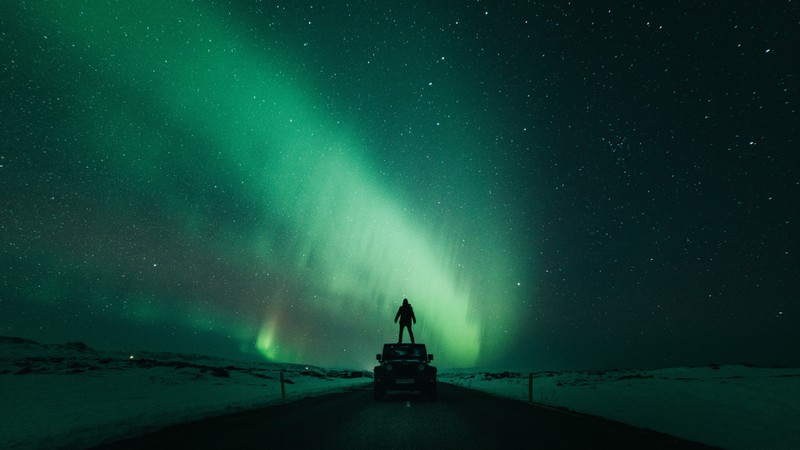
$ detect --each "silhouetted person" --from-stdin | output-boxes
[395,298,416,344]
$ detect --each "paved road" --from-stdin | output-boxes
[95,383,717,449]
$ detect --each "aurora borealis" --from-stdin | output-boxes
[2,1,798,370]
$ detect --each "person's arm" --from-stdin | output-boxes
[412,309,416,324]
[394,308,401,323]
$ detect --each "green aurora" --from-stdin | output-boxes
[4,1,797,371]
[2,1,527,368]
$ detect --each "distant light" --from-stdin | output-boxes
[129,355,135,360]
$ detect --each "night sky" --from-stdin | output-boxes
[2,1,798,370]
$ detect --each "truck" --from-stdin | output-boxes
[373,343,437,401]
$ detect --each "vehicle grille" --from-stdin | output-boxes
[391,364,419,377]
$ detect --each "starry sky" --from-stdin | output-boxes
[1,1,798,370]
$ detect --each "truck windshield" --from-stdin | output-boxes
[384,345,426,360]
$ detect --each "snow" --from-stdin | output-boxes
[2,337,799,450]
[441,366,800,450]
[0,337,370,449]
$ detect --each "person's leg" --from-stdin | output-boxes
[409,326,415,344]
[398,325,403,343]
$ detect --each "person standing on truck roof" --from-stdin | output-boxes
[395,298,416,344]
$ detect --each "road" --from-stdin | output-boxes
[94,383,717,449]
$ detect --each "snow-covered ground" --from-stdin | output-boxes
[0,337,371,449]
[2,337,798,450]
[441,366,800,450]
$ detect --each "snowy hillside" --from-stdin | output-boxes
[2,336,798,450]
[0,337,370,449]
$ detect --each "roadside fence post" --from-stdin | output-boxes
[280,371,286,399]
[528,372,533,402]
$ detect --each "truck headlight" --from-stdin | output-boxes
[418,364,425,372]
[386,364,392,371]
